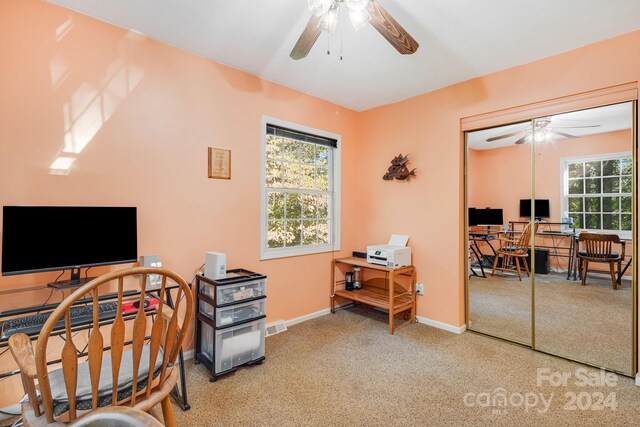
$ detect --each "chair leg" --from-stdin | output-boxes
[581,261,588,286]
[609,262,617,290]
[578,258,582,280]
[491,254,499,276]
[522,258,530,277]
[161,395,176,427]
[617,260,622,286]
[515,257,522,281]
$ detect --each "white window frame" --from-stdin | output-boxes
[560,151,632,238]
[260,116,341,260]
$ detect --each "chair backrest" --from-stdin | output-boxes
[579,233,620,258]
[35,267,193,423]
[513,222,539,253]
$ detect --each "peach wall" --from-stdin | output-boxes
[0,0,362,405]
[358,30,640,335]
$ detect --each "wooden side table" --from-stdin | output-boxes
[331,257,416,334]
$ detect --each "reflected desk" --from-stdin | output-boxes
[469,229,503,277]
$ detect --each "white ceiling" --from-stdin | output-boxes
[48,0,640,111]
[467,102,634,150]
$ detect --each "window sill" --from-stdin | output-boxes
[261,244,341,260]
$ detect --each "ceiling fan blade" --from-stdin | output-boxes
[290,15,322,60]
[514,135,529,145]
[367,0,419,55]
[486,130,528,142]
[553,131,580,139]
[552,125,601,129]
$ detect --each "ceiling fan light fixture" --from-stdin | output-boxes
[345,0,369,12]
[308,0,334,16]
[349,7,371,31]
[319,5,339,34]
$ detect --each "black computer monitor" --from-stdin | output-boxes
[519,199,550,219]
[468,208,478,226]
[2,206,138,287]
[476,208,504,225]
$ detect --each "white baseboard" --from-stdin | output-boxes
[183,348,194,361]
[636,373,640,387]
[416,316,467,334]
[285,307,332,327]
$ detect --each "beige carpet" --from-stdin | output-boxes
[173,307,640,426]
[469,271,633,374]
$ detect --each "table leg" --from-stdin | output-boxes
[331,261,336,314]
[388,271,395,335]
[410,269,417,324]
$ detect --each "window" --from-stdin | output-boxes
[260,117,340,259]
[561,152,632,234]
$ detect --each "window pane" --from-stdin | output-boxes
[315,146,329,167]
[584,197,600,213]
[568,163,583,178]
[584,161,601,177]
[317,195,329,219]
[318,220,329,244]
[267,221,285,248]
[302,220,318,245]
[300,165,315,190]
[585,214,601,229]
[316,168,329,191]
[621,214,632,231]
[602,196,620,213]
[602,160,620,176]
[569,213,583,229]
[621,158,632,175]
[302,194,317,218]
[266,136,282,159]
[602,177,620,194]
[621,176,632,193]
[268,192,285,219]
[621,196,632,213]
[568,179,584,194]
[602,214,620,230]
[284,163,300,188]
[300,143,315,164]
[585,178,601,194]
[285,193,302,219]
[568,197,583,213]
[265,161,282,188]
[284,139,300,163]
[285,220,302,246]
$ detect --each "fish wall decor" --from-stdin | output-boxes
[383,154,417,182]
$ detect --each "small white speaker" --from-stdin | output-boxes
[205,252,226,279]
[140,255,163,288]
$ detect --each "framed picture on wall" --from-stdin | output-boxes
[208,147,231,179]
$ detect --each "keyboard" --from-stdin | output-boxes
[1,302,119,340]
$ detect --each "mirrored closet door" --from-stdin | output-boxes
[533,102,635,375]
[466,101,637,376]
[466,120,533,346]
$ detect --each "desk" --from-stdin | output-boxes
[331,257,416,335]
[469,229,502,277]
[0,279,190,411]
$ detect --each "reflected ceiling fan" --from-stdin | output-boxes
[290,0,419,60]
[486,117,601,145]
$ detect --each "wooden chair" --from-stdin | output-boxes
[577,233,623,289]
[8,267,193,426]
[491,222,539,281]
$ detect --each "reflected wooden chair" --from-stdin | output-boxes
[577,233,623,290]
[491,222,538,281]
[8,267,193,426]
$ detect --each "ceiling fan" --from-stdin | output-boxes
[486,118,601,145]
[290,0,419,60]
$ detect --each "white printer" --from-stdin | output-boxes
[367,234,411,268]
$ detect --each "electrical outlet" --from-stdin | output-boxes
[416,283,425,296]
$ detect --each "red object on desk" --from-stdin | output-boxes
[122,298,159,315]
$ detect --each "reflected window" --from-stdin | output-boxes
[562,153,632,232]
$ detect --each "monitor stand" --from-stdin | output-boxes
[48,267,96,289]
